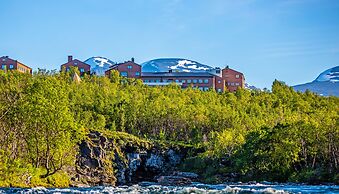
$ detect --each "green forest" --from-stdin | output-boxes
[0,69,338,187]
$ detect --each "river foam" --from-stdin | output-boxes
[0,183,338,193]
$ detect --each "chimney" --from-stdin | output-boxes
[131,57,135,62]
[68,55,73,62]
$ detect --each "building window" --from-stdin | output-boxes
[235,74,240,78]
[1,59,5,62]
[9,64,14,69]
[74,62,78,65]
[198,87,204,91]
[193,79,198,83]
[127,65,132,69]
[187,79,192,84]
[156,79,160,83]
[120,72,128,77]
[217,88,222,92]
[204,79,209,84]
[218,80,221,84]
[204,87,209,91]
[231,82,235,86]
[181,80,186,83]
[144,79,149,83]
[1,64,6,70]
[198,79,203,83]
[80,68,85,73]
[175,79,179,83]
[135,72,140,76]
[235,82,240,86]
[66,67,70,72]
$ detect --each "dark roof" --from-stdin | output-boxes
[61,59,90,67]
[110,61,141,69]
[109,64,119,69]
[1,56,32,70]
[223,67,244,76]
[106,61,141,72]
[142,72,218,77]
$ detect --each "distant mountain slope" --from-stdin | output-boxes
[293,66,339,96]
[314,66,339,83]
[245,83,261,91]
[85,57,115,76]
[141,58,214,72]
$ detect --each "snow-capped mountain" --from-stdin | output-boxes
[314,66,339,83]
[84,57,115,76]
[141,58,214,73]
[293,66,339,96]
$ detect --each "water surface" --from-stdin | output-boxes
[1,183,338,193]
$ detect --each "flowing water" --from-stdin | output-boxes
[0,183,338,193]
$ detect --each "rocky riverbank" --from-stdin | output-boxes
[70,131,197,187]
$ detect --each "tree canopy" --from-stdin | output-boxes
[0,70,337,186]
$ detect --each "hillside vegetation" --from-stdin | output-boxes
[0,69,338,187]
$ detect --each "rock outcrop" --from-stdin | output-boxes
[72,131,192,186]
[73,132,116,186]
[156,171,199,186]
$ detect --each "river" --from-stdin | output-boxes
[0,183,338,193]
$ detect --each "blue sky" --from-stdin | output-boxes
[1,0,338,88]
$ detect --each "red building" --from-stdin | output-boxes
[60,56,91,76]
[222,66,245,92]
[105,58,141,79]
[142,71,225,92]
[0,56,32,74]
[141,66,244,92]
[104,58,244,92]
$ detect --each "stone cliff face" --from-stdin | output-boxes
[72,131,191,186]
[73,132,116,186]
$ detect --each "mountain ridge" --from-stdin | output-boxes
[141,58,214,73]
[293,65,339,96]
[84,56,115,76]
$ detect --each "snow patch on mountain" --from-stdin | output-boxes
[177,60,195,66]
[187,65,210,71]
[293,65,339,96]
[93,57,115,67]
[84,56,115,76]
[141,58,214,73]
[314,66,339,82]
